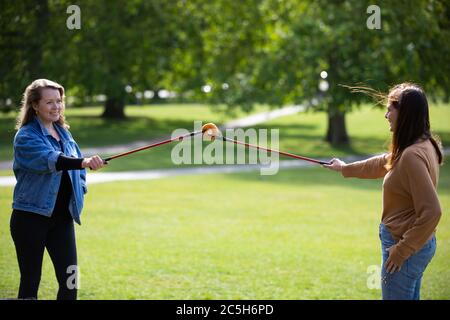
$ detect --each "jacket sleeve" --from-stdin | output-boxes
[14,130,61,173]
[341,153,388,179]
[388,150,441,265]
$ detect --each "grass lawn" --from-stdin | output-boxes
[255,101,450,158]
[0,103,268,162]
[0,160,449,299]
[1,102,449,174]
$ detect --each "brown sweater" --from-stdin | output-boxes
[342,140,442,265]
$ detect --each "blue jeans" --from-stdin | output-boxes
[379,223,436,300]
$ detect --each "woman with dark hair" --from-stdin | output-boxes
[11,79,106,299]
[324,83,443,300]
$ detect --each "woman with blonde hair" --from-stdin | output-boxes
[324,83,443,300]
[10,79,106,299]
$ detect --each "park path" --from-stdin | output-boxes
[1,103,448,186]
[0,104,306,170]
[1,150,449,187]
[0,155,360,187]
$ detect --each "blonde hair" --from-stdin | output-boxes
[15,79,69,130]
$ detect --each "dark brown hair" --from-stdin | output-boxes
[386,83,442,169]
[342,82,443,169]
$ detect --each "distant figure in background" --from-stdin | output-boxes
[10,79,106,299]
[323,83,443,300]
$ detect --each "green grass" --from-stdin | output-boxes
[255,102,450,158]
[1,102,449,174]
[1,160,449,299]
[0,103,269,162]
[1,102,448,299]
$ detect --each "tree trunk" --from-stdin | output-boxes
[102,97,125,119]
[326,109,350,145]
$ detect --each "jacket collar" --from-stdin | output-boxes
[32,116,69,143]
[32,116,51,136]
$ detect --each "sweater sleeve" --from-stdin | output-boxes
[55,154,84,171]
[388,150,442,265]
[341,154,388,179]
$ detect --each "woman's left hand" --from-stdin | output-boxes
[385,246,402,273]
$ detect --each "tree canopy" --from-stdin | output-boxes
[1,0,448,143]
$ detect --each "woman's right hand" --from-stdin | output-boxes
[322,158,346,172]
[82,155,106,171]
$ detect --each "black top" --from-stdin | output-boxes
[53,141,84,214]
[55,154,84,171]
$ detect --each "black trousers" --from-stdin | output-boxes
[10,208,78,300]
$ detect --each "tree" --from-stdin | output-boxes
[67,0,184,118]
[2,0,448,130]
[180,0,450,145]
[0,0,186,118]
[0,0,97,113]
[0,0,53,112]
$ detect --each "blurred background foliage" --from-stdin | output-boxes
[1,0,449,144]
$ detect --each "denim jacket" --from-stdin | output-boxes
[12,116,87,225]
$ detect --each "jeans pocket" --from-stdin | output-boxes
[405,238,436,280]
